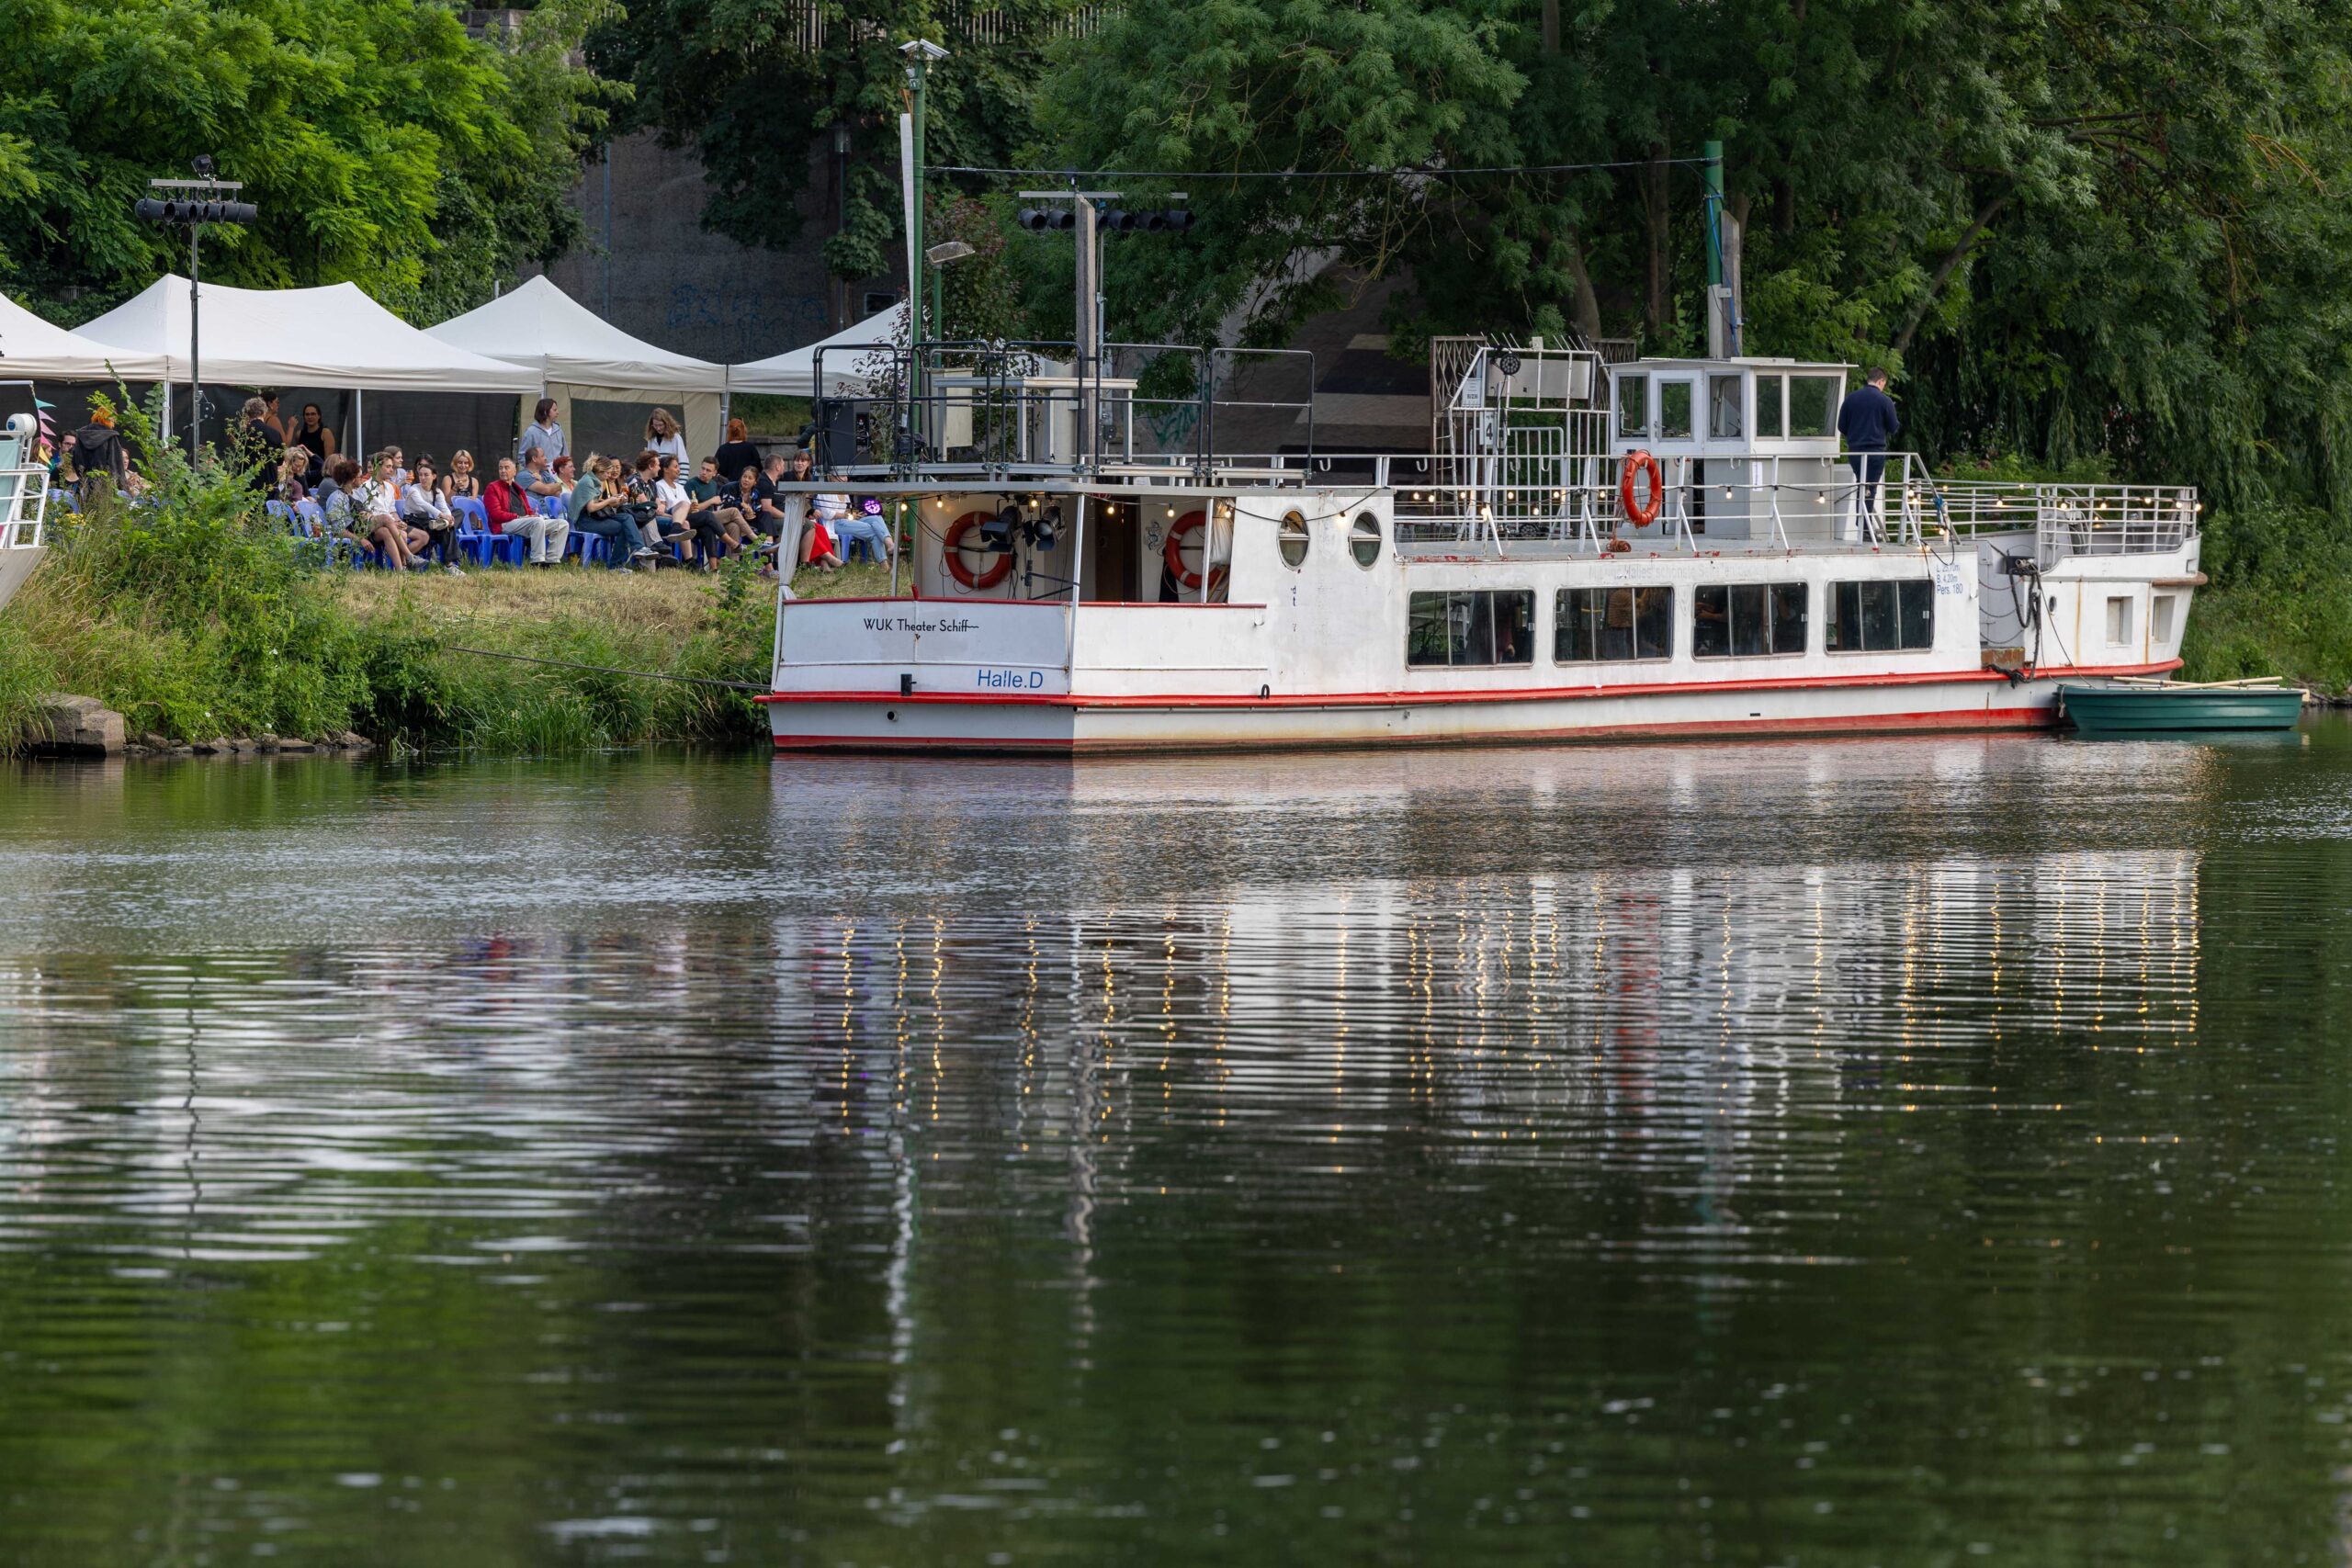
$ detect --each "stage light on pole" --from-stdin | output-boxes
[137,156,255,457]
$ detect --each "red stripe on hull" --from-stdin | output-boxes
[771,705,2061,756]
[758,659,2178,710]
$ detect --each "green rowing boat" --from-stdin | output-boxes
[2059,679,2307,734]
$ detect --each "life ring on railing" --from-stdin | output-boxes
[1619,449,1663,526]
[941,510,1012,590]
[1162,511,1227,592]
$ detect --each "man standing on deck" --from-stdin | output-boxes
[1837,367,1900,533]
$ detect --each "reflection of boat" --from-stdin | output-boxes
[2061,678,2305,734]
[0,411,50,614]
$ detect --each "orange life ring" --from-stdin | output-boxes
[942,510,1012,590]
[1619,449,1663,526]
[1162,511,1227,592]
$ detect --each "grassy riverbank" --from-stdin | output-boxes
[0,464,893,754]
[2177,507,2352,696]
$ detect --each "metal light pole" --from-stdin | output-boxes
[901,39,948,343]
[136,158,254,457]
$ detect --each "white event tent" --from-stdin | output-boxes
[0,292,166,381]
[727,302,908,398]
[427,276,729,458]
[75,276,541,452]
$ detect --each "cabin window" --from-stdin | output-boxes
[1350,512,1383,568]
[1789,375,1840,437]
[1708,375,1744,439]
[1279,511,1310,569]
[1757,376,1784,439]
[1692,581,1808,659]
[1408,590,1536,668]
[1827,579,1935,652]
[1616,373,1650,436]
[1660,380,1694,440]
[2152,593,2178,643]
[1557,586,1674,663]
[2106,594,2134,644]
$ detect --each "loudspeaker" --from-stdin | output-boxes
[811,400,858,468]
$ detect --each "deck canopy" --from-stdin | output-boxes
[76,276,542,393]
[0,292,166,381]
[728,302,907,398]
[427,276,727,457]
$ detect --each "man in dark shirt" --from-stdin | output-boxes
[1836,367,1900,531]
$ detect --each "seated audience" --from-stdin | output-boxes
[521,446,568,499]
[403,457,460,572]
[834,494,898,564]
[713,416,762,483]
[358,452,426,567]
[685,457,759,559]
[276,448,311,507]
[568,455,651,570]
[482,456,529,534]
[324,456,415,568]
[628,450,688,563]
[442,448,482,501]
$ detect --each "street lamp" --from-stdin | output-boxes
[135,156,256,457]
[924,240,975,342]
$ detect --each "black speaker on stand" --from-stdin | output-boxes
[811,400,858,469]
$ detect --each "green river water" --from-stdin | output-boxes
[2,724,2350,1564]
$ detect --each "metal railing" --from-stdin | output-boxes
[0,466,47,552]
[807,339,1317,484]
[1375,453,2198,565]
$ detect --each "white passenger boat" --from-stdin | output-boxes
[763,338,2199,754]
[0,412,51,615]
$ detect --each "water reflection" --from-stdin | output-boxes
[0,730,2346,1562]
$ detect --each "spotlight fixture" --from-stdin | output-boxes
[1017,208,1078,231]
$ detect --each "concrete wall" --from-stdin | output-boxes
[536,130,900,366]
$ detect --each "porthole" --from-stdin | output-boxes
[1278,511,1310,569]
[1349,511,1383,568]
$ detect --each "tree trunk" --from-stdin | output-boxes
[1562,231,1602,338]
[1891,191,2010,357]
[1541,0,1558,54]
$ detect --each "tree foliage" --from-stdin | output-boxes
[1029,0,2352,522]
[587,0,1080,283]
[0,0,617,323]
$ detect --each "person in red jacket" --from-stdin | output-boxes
[482,456,529,534]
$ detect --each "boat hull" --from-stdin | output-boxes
[767,674,2068,753]
[2059,683,2305,734]
[0,545,44,616]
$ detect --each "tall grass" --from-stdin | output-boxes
[0,393,813,753]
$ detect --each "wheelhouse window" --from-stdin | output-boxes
[2106,594,2134,644]
[1708,375,1744,439]
[1692,582,1809,659]
[1789,375,1840,437]
[1756,375,1784,439]
[1408,590,1536,668]
[1557,586,1674,663]
[1350,512,1383,568]
[1616,373,1650,437]
[1659,380,1694,439]
[1826,579,1935,652]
